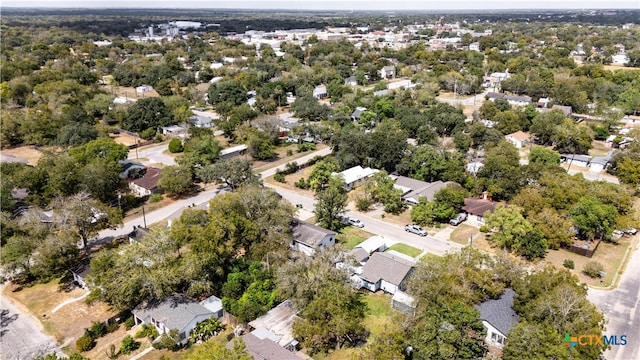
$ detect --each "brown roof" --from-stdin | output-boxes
[462,198,496,216]
[360,252,415,286]
[131,167,161,190]
[505,131,530,142]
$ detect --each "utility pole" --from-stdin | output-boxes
[142,205,147,228]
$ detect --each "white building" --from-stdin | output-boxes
[334,165,380,191]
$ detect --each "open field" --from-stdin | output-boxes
[3,278,117,346]
[263,165,316,198]
[103,85,160,100]
[0,146,45,165]
[110,133,140,147]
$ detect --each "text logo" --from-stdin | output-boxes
[562,333,577,349]
[562,333,627,348]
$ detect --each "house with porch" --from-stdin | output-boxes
[504,131,530,149]
[312,85,327,99]
[291,221,336,256]
[132,294,223,345]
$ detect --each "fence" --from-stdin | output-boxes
[566,239,601,258]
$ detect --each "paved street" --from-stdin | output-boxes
[258,147,333,178]
[588,240,640,360]
[0,292,64,360]
[267,185,463,257]
[128,143,175,166]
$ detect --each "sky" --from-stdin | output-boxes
[1,0,639,10]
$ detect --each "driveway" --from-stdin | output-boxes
[588,240,640,360]
[0,293,64,360]
[128,143,175,166]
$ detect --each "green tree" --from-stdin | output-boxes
[570,196,617,240]
[184,338,252,360]
[477,141,523,201]
[529,146,561,167]
[158,166,193,196]
[122,97,173,133]
[203,158,261,190]
[308,157,339,192]
[68,138,129,165]
[371,171,404,214]
[207,80,246,106]
[168,138,183,153]
[248,131,275,160]
[314,177,348,231]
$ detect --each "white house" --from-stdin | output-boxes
[358,252,415,295]
[219,144,248,159]
[334,165,380,191]
[504,131,531,149]
[133,295,223,345]
[312,85,328,99]
[135,84,153,94]
[291,221,336,256]
[344,76,358,86]
[379,65,396,79]
[189,115,214,128]
[461,196,496,225]
[161,125,187,137]
[129,167,161,197]
[561,154,591,168]
[474,288,518,348]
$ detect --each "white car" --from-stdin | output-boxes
[405,224,427,236]
[348,218,365,228]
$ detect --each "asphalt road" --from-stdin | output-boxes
[588,240,640,360]
[128,143,175,166]
[266,185,463,257]
[0,293,64,360]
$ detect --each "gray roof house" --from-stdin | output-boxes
[350,106,367,121]
[230,333,304,360]
[133,294,223,345]
[358,252,415,295]
[474,288,518,348]
[189,115,214,128]
[392,176,455,205]
[344,76,358,86]
[291,221,336,256]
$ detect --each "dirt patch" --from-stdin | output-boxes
[1,146,45,165]
[84,327,153,360]
[123,194,179,223]
[263,166,316,198]
[103,85,160,100]
[253,144,327,172]
[589,140,611,156]
[3,279,117,345]
[110,133,140,147]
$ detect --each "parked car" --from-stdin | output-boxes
[623,228,638,235]
[348,218,365,228]
[449,213,468,226]
[405,224,427,236]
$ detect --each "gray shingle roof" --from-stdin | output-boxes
[348,247,370,263]
[133,295,213,333]
[474,288,518,336]
[359,252,415,286]
[237,333,303,360]
[292,221,336,247]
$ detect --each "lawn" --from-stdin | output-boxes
[3,277,117,346]
[336,227,374,250]
[386,243,422,258]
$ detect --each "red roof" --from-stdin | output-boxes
[131,167,161,190]
[462,198,496,216]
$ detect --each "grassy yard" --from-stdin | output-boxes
[386,243,422,258]
[419,252,442,263]
[336,227,374,250]
[3,277,117,346]
[449,224,490,251]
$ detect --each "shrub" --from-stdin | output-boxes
[140,128,156,140]
[294,177,309,189]
[105,344,118,360]
[286,149,293,156]
[152,331,181,351]
[583,261,605,278]
[124,316,135,330]
[135,323,159,339]
[274,172,286,183]
[563,259,575,269]
[355,196,373,211]
[297,142,316,153]
[106,322,120,333]
[120,336,140,355]
[285,161,299,174]
[149,194,163,203]
[76,335,96,352]
[168,138,183,153]
[89,321,107,338]
[153,134,164,143]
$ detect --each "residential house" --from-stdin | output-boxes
[589,151,614,173]
[291,221,336,256]
[483,72,509,88]
[391,175,454,205]
[135,84,153,94]
[387,79,415,90]
[358,252,415,295]
[232,333,303,360]
[119,160,145,179]
[461,194,496,224]
[466,159,485,176]
[350,107,367,121]
[379,65,396,79]
[312,85,327,99]
[538,104,572,117]
[129,167,161,197]
[344,76,358,86]
[161,125,187,137]
[248,300,300,352]
[474,288,518,348]
[133,294,223,345]
[189,115,214,128]
[219,144,248,159]
[487,92,532,106]
[561,154,591,168]
[504,131,531,149]
[334,165,380,191]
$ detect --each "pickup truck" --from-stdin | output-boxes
[449,213,467,226]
